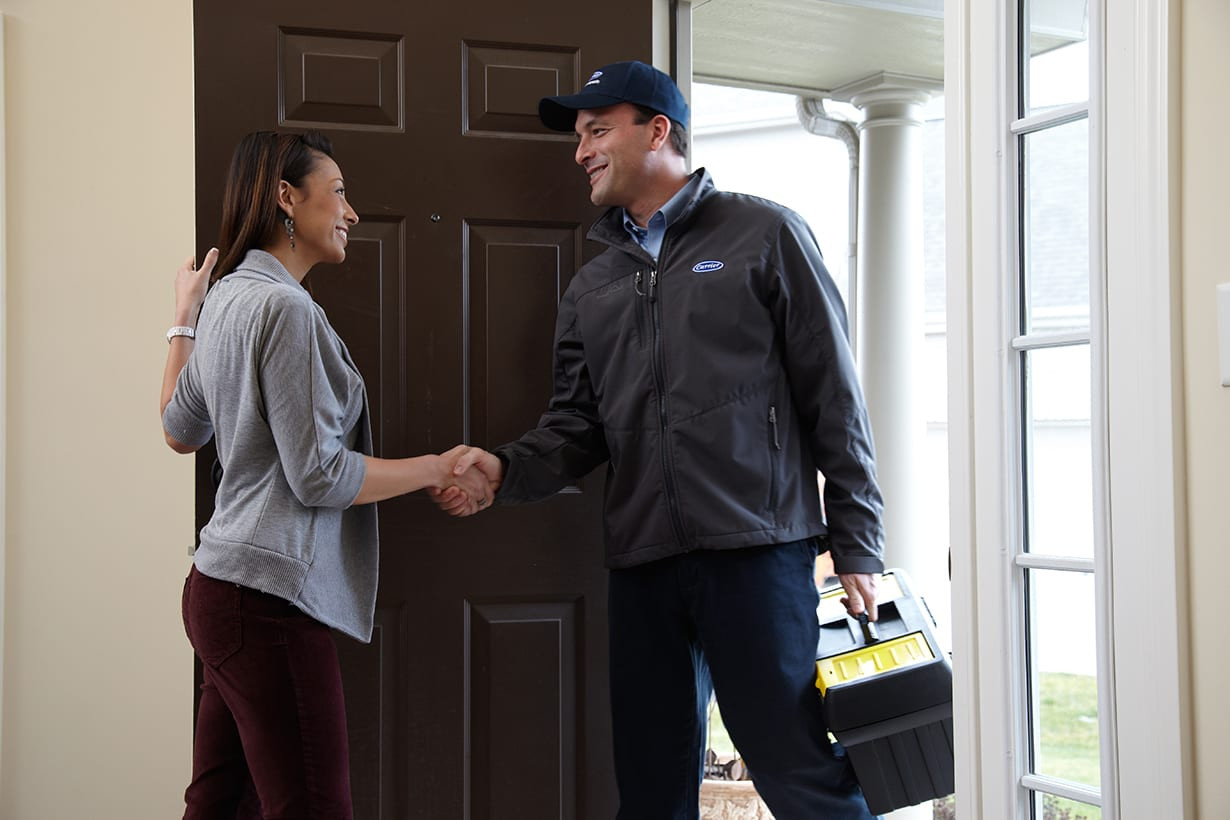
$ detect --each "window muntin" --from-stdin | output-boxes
[1030,791,1103,820]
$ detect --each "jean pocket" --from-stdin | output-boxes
[185,569,243,668]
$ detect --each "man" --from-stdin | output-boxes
[441,60,884,820]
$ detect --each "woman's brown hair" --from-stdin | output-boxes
[211,130,335,283]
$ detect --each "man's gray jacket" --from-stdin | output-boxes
[494,171,884,574]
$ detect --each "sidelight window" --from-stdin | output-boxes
[1007,3,1108,817]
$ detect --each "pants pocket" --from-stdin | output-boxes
[184,568,243,668]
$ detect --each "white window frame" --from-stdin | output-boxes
[946,0,1189,817]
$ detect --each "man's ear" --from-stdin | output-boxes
[275,179,296,219]
[649,114,672,152]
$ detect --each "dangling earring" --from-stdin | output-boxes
[284,216,296,250]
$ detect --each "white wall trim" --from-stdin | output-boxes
[968,0,1026,815]
[947,0,1023,814]
[1085,4,1125,819]
[942,0,982,813]
[1103,0,1191,815]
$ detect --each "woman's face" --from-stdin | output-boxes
[287,154,359,266]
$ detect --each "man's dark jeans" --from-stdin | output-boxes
[608,539,880,820]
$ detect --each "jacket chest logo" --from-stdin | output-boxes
[692,260,725,274]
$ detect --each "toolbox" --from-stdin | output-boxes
[815,569,953,814]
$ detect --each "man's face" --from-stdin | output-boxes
[573,104,655,209]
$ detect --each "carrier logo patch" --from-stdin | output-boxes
[692,260,725,274]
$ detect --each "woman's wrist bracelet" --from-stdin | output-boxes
[166,325,196,343]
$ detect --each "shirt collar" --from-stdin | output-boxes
[621,171,704,240]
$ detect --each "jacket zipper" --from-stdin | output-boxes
[768,403,781,514]
[646,266,689,548]
[633,271,648,348]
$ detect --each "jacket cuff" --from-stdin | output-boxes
[490,446,519,503]
[829,554,885,575]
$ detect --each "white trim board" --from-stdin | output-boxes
[1103,0,1190,814]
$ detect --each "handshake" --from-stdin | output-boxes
[430,445,505,517]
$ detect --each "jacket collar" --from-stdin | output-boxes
[588,168,717,255]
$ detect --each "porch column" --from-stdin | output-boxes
[838,71,936,819]
[832,71,938,819]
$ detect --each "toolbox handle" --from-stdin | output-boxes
[854,612,880,644]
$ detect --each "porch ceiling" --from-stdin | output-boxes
[690,0,1087,96]
[691,0,944,95]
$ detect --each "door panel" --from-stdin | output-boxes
[465,599,580,818]
[465,220,581,447]
[194,3,654,817]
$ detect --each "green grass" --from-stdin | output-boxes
[1032,671,1102,819]
[1037,671,1101,789]
[938,672,1102,819]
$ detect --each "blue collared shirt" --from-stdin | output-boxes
[622,172,703,262]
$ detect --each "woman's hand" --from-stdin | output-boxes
[162,248,221,439]
[431,446,504,517]
[173,248,217,324]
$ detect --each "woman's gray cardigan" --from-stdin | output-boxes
[163,250,378,642]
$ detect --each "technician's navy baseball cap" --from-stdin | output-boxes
[539,60,690,132]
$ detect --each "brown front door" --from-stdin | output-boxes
[193,3,654,817]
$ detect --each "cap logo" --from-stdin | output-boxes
[585,70,604,87]
[692,260,725,274]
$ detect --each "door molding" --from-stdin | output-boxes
[942,0,983,808]
[0,11,9,780]
[946,0,1019,814]
[1102,0,1190,815]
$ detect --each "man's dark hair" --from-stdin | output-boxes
[631,104,689,157]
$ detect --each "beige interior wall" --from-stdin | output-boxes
[0,1,196,817]
[1182,0,1230,816]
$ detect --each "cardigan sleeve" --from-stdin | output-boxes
[162,354,214,447]
[256,292,368,509]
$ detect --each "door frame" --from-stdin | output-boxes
[0,11,8,782]
[946,0,1189,817]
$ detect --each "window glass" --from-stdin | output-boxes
[1022,345,1093,557]
[1026,568,1101,789]
[1031,793,1103,820]
[1023,5,1089,114]
[1022,118,1090,335]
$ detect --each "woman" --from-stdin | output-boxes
[160,130,485,818]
